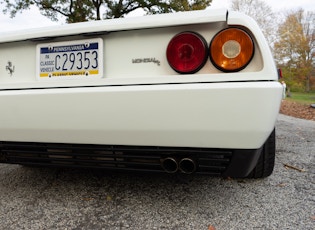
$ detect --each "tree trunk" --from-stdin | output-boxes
[306,75,310,93]
[287,87,291,97]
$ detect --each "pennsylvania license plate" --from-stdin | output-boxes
[36,38,103,80]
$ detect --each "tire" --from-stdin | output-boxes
[247,128,276,178]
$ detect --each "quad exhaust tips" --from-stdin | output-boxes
[161,157,196,174]
[161,157,178,173]
[179,158,196,174]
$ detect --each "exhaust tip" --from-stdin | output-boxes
[179,158,196,174]
[161,157,178,173]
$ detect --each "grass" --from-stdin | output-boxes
[286,92,315,104]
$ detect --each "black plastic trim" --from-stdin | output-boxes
[222,147,263,178]
[0,141,262,177]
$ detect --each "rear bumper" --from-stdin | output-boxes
[0,81,282,149]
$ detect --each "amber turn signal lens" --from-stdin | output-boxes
[210,28,254,72]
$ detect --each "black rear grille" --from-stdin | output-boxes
[0,142,232,176]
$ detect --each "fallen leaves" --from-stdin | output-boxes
[208,225,216,230]
[82,197,94,201]
[277,183,287,187]
[283,163,306,172]
[280,100,315,121]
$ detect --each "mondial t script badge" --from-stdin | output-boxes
[5,61,15,76]
[132,58,161,66]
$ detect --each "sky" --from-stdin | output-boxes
[1,0,314,33]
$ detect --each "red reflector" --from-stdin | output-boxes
[167,32,207,74]
[278,69,283,79]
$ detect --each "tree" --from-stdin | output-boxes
[230,0,277,47]
[274,9,315,92]
[1,0,212,23]
[1,0,95,23]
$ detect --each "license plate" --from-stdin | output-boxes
[36,38,103,80]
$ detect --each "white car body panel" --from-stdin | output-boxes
[0,82,281,149]
[1,10,275,90]
[0,9,282,151]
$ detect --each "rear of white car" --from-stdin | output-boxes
[0,9,282,178]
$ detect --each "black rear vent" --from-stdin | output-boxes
[0,142,232,176]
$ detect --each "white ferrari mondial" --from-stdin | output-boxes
[0,9,282,178]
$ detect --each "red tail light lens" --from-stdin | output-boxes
[210,28,254,72]
[167,32,208,74]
